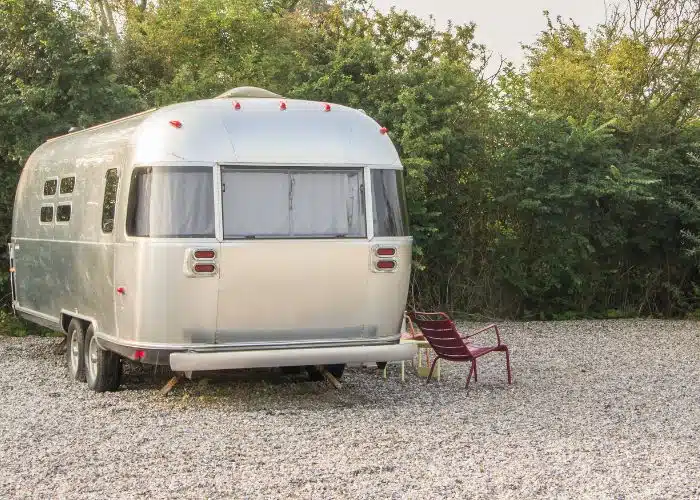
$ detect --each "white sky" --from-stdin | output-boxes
[371,0,610,71]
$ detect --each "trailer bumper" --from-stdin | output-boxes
[168,343,417,372]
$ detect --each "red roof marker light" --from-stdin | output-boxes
[233,101,241,110]
[169,120,182,129]
[280,101,287,111]
[324,103,331,112]
[379,127,388,135]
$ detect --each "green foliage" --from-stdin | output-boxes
[0,0,144,267]
[0,309,55,336]
[0,309,30,336]
[1,0,699,333]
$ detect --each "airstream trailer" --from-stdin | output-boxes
[9,87,415,392]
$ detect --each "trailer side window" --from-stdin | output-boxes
[43,179,57,196]
[101,169,119,233]
[126,166,215,238]
[56,204,71,222]
[40,205,53,223]
[60,176,75,194]
[371,169,409,237]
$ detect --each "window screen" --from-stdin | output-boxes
[40,205,53,222]
[60,176,75,194]
[290,171,364,236]
[222,168,366,238]
[44,179,57,196]
[126,166,215,238]
[101,169,119,233]
[222,171,290,237]
[371,169,409,236]
[56,204,71,222]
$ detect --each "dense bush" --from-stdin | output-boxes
[0,0,698,330]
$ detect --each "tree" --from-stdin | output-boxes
[0,0,142,268]
[2,0,699,323]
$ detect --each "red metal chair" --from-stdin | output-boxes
[406,311,513,387]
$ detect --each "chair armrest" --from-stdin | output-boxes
[462,324,501,345]
[403,314,422,339]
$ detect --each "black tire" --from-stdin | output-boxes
[376,362,388,370]
[65,319,86,382]
[84,325,122,392]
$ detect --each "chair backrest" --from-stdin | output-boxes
[407,311,472,361]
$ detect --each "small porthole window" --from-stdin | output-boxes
[40,205,53,222]
[60,176,75,194]
[44,179,57,196]
[56,204,71,222]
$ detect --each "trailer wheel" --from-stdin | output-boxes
[66,319,86,382]
[84,325,122,393]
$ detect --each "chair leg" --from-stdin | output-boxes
[504,347,512,384]
[473,359,478,382]
[465,361,475,388]
[426,357,439,384]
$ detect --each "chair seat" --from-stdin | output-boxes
[438,346,505,362]
[470,344,508,357]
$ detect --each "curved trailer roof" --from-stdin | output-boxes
[33,88,402,169]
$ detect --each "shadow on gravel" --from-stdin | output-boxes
[121,360,433,412]
[39,336,515,413]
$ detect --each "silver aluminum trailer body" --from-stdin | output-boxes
[10,90,414,389]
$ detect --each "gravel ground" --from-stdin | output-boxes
[0,319,699,499]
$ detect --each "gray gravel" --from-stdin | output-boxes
[1,319,699,499]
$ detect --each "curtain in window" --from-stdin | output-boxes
[221,169,365,238]
[291,171,364,236]
[130,167,214,237]
[222,170,290,237]
[132,170,151,236]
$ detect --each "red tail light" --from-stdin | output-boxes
[376,247,396,257]
[376,260,396,270]
[169,120,182,128]
[194,263,216,273]
[194,249,216,259]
